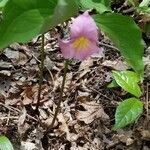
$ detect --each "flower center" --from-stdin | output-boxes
[72,36,89,51]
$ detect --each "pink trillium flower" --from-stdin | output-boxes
[59,11,101,61]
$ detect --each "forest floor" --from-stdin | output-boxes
[0,2,150,150]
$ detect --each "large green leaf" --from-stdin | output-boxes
[0,136,14,150]
[114,98,143,129]
[113,71,142,97]
[94,13,144,75]
[79,0,111,14]
[0,0,8,8]
[139,0,150,7]
[0,0,78,49]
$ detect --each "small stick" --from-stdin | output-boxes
[45,60,69,134]
[99,42,119,51]
[35,34,45,113]
[0,102,38,121]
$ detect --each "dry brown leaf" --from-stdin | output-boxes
[18,107,29,136]
[53,72,72,92]
[21,141,38,150]
[58,113,70,140]
[0,61,13,69]
[79,58,93,71]
[5,48,28,65]
[21,86,35,105]
[21,84,49,105]
[0,70,11,76]
[102,60,129,70]
[57,113,78,142]
[43,117,58,128]
[0,78,11,97]
[18,107,27,125]
[76,101,109,124]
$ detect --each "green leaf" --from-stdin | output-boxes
[42,0,78,33]
[94,13,144,75]
[127,0,139,6]
[79,0,111,14]
[0,136,14,150]
[112,71,142,97]
[139,0,150,7]
[0,0,78,49]
[107,80,119,88]
[114,98,143,129]
[113,71,142,97]
[0,0,9,8]
[98,0,110,7]
[145,22,150,36]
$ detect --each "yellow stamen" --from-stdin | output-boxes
[72,36,89,52]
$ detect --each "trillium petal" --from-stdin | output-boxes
[73,41,101,60]
[70,11,98,42]
[59,39,75,59]
[59,11,102,61]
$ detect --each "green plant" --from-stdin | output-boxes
[0,0,145,131]
[111,70,143,129]
[0,136,14,150]
[113,98,143,129]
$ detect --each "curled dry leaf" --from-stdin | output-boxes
[76,101,109,124]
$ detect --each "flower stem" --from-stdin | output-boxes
[46,60,69,132]
[35,34,45,113]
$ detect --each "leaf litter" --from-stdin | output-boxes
[0,23,150,150]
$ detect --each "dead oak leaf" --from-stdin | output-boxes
[76,101,109,124]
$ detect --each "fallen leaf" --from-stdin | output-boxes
[4,48,28,66]
[0,61,13,69]
[76,100,109,124]
[53,72,72,92]
[0,78,11,97]
[18,107,29,136]
[79,58,93,71]
[21,141,38,150]
[102,60,129,70]
[18,107,27,126]
[43,117,58,128]
[58,113,71,141]
[0,70,11,76]
[21,86,35,105]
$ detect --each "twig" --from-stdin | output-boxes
[0,102,38,121]
[122,7,135,14]
[47,67,55,85]
[99,42,119,51]
[0,116,19,120]
[45,60,69,134]
[146,83,149,120]
[6,111,10,125]
[35,34,45,113]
